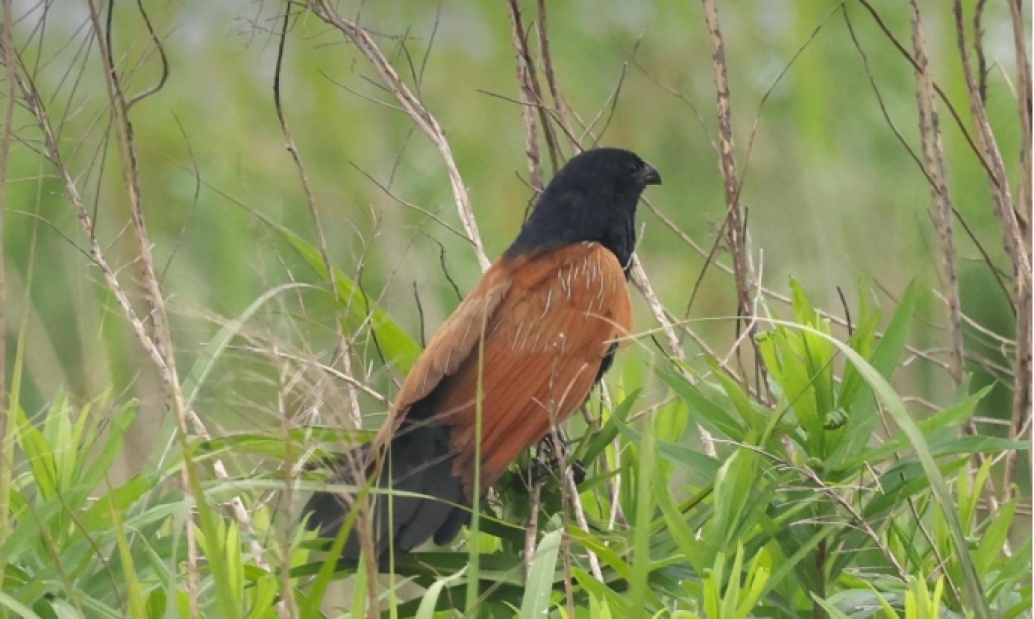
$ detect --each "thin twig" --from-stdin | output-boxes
[273,6,362,430]
[564,468,603,581]
[309,0,490,271]
[951,0,1031,501]
[535,0,577,147]
[507,0,543,193]
[854,0,1002,188]
[505,0,561,175]
[701,0,766,398]
[523,470,542,578]
[630,257,717,456]
[14,45,210,617]
[1006,0,1031,246]
[0,0,16,596]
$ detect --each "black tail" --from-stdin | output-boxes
[303,422,469,561]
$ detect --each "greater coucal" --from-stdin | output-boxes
[305,147,661,560]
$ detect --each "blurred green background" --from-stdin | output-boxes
[3,1,1025,483]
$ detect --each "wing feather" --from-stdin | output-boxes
[431,243,633,496]
[378,242,633,498]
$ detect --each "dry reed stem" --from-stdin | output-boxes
[843,9,1016,310]
[700,0,765,395]
[1005,0,1033,498]
[15,6,277,609]
[535,0,577,149]
[507,0,544,193]
[1007,0,1031,246]
[273,8,362,434]
[309,0,490,272]
[14,62,207,613]
[910,2,997,503]
[909,4,965,385]
[950,0,1031,500]
[564,467,604,581]
[89,0,281,587]
[0,0,15,597]
[505,0,562,173]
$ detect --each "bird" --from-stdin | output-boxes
[304,147,661,561]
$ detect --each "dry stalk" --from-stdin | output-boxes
[88,0,282,584]
[843,9,1015,309]
[274,346,299,619]
[630,257,718,456]
[13,61,207,614]
[0,0,15,596]
[855,0,1001,186]
[700,0,765,396]
[273,8,362,430]
[911,3,997,503]
[308,0,490,271]
[15,5,279,608]
[951,0,1032,500]
[534,0,577,147]
[1005,0,1033,496]
[507,0,544,193]
[1007,0,1032,245]
[523,472,543,577]
[505,0,562,173]
[564,468,603,581]
[910,4,965,384]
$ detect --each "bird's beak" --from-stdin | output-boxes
[637,162,662,186]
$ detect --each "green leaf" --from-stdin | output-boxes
[612,417,720,483]
[415,566,467,619]
[827,281,917,470]
[836,385,991,471]
[768,317,991,619]
[579,389,640,464]
[145,588,167,619]
[13,401,57,500]
[627,414,657,614]
[282,228,422,373]
[0,591,43,619]
[520,531,561,619]
[709,449,760,549]
[573,568,627,614]
[655,468,710,575]
[658,365,745,442]
[709,362,765,433]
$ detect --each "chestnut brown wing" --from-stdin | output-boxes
[427,242,633,497]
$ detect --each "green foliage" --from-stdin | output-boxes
[1,278,1028,618]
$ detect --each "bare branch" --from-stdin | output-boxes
[951,0,1031,500]
[535,0,577,146]
[0,0,16,592]
[505,0,562,174]
[700,0,765,397]
[308,0,491,271]
[273,6,361,431]
[507,0,544,193]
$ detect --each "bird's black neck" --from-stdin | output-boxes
[505,200,637,273]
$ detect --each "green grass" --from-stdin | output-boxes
[2,262,1028,617]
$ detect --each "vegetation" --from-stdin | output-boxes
[0,1,1029,618]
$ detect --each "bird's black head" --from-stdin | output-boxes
[505,147,661,272]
